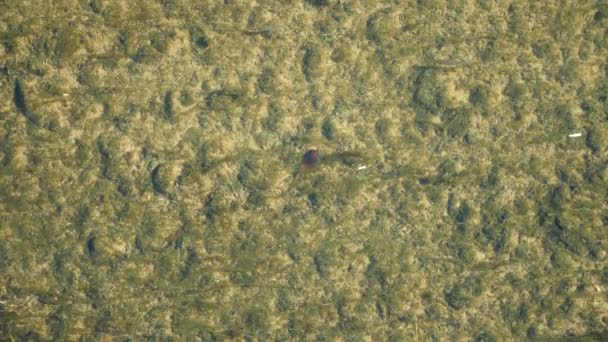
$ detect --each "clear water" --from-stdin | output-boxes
[1,1,607,340]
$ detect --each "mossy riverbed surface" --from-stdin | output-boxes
[1,1,607,340]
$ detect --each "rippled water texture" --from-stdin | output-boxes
[1,1,607,340]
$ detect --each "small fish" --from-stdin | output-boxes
[293,149,320,178]
[241,26,276,38]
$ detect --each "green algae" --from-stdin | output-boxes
[1,0,608,340]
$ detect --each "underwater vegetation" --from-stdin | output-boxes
[0,0,607,340]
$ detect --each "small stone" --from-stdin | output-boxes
[302,149,320,167]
